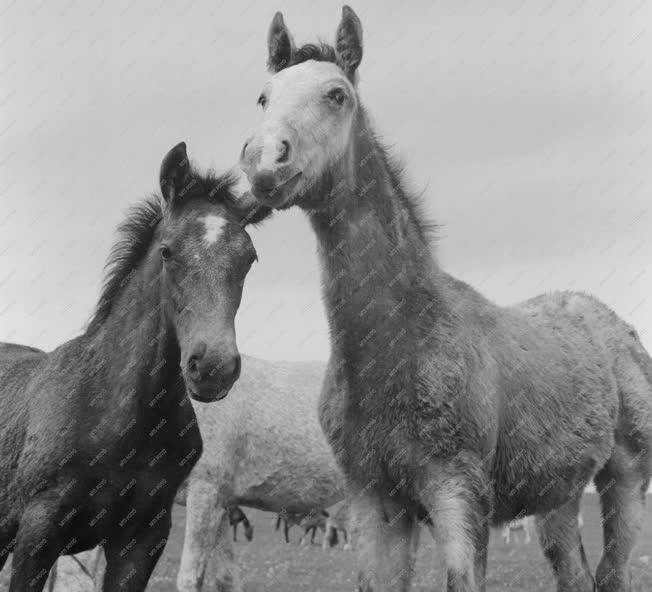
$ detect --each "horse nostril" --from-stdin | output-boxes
[277,140,291,164]
[187,341,207,378]
[241,142,249,161]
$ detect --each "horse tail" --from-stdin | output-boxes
[627,338,652,393]
[618,331,652,475]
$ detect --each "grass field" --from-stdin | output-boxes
[2,494,650,590]
[147,493,652,591]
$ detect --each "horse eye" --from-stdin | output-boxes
[257,94,267,108]
[160,245,172,261]
[327,88,346,105]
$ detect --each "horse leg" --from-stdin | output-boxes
[283,520,290,543]
[420,471,491,592]
[213,508,243,592]
[46,560,57,592]
[594,450,648,592]
[535,495,594,592]
[8,498,65,592]
[351,491,418,592]
[321,523,332,551]
[232,523,237,543]
[342,528,351,551]
[0,520,17,573]
[177,478,221,592]
[102,511,171,592]
[91,547,106,592]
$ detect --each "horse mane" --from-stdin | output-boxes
[287,42,337,68]
[367,127,438,247]
[284,44,437,246]
[87,168,237,333]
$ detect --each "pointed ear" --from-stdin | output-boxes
[225,171,273,227]
[160,142,191,202]
[268,12,295,72]
[335,6,363,81]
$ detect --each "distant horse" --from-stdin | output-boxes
[239,7,652,592]
[501,512,582,547]
[227,507,253,543]
[274,508,327,544]
[501,517,532,545]
[323,504,352,551]
[297,509,330,545]
[275,510,307,543]
[176,356,344,592]
[322,503,434,552]
[0,142,267,592]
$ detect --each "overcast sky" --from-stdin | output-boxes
[0,0,650,362]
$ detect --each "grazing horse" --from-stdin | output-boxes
[501,517,532,545]
[275,508,326,544]
[323,503,352,551]
[227,507,253,543]
[176,356,344,592]
[275,510,306,543]
[297,509,330,545]
[0,142,266,592]
[238,7,652,592]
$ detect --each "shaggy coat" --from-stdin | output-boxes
[240,7,652,592]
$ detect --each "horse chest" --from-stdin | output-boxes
[319,361,431,485]
[47,406,201,550]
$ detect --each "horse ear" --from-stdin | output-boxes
[267,12,295,72]
[160,142,191,202]
[335,5,363,80]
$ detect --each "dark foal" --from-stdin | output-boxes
[227,507,253,543]
[0,142,268,591]
[239,7,652,592]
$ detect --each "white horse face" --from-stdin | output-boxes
[240,60,358,210]
[239,7,364,211]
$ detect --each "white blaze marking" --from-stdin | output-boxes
[201,215,227,245]
[254,61,357,178]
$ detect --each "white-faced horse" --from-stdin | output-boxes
[238,7,652,592]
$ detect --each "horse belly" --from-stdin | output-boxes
[491,394,616,521]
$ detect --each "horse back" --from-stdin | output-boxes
[0,342,47,517]
[412,283,625,519]
[489,291,648,519]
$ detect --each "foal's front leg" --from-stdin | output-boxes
[352,491,419,592]
[9,497,67,592]
[102,510,171,591]
[420,471,491,592]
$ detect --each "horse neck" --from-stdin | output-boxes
[88,244,182,414]
[308,110,442,384]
